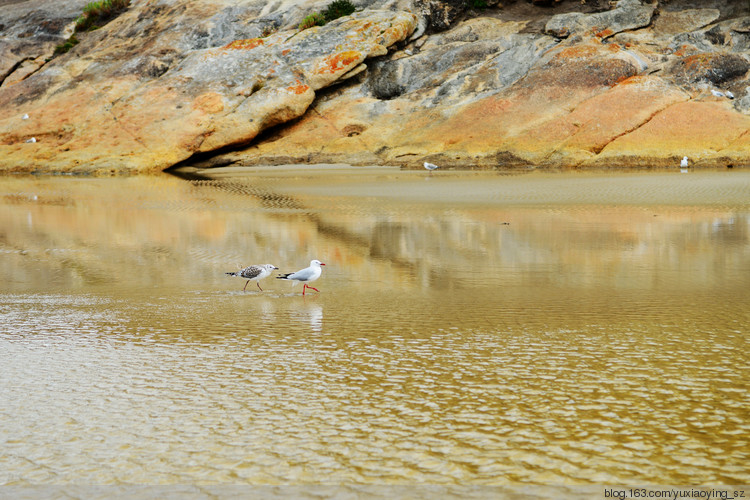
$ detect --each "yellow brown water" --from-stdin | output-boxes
[1,168,748,492]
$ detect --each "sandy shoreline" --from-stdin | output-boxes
[178,164,750,208]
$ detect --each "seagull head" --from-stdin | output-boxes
[311,259,325,267]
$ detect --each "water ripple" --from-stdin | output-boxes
[1,171,749,487]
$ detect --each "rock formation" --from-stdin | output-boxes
[0,0,748,173]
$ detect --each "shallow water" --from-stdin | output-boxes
[1,168,749,493]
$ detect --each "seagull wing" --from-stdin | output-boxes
[240,265,263,279]
[289,266,316,282]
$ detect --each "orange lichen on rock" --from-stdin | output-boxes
[595,28,614,38]
[317,51,362,75]
[224,38,264,50]
[378,24,407,43]
[682,53,716,72]
[286,79,310,95]
[355,22,373,34]
[673,44,692,57]
[552,44,600,62]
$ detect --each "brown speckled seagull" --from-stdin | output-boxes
[226,263,278,291]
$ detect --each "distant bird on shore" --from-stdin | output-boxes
[680,156,688,168]
[710,88,735,99]
[25,137,36,143]
[226,263,278,291]
[424,162,439,173]
[22,114,29,120]
[277,259,325,295]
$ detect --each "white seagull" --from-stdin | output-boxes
[680,156,688,168]
[424,162,439,172]
[226,263,278,291]
[277,259,325,295]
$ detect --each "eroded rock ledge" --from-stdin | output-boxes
[1,0,749,173]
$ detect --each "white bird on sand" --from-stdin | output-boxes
[277,259,325,295]
[226,263,278,291]
[424,162,439,173]
[22,114,29,120]
[25,137,36,143]
[680,156,688,168]
[711,89,725,97]
[726,90,735,99]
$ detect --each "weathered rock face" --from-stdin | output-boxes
[1,0,749,173]
[0,0,416,173]
[205,0,749,170]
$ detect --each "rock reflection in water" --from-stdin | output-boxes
[0,169,749,488]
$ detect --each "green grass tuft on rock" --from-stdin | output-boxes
[323,0,356,22]
[298,12,326,31]
[53,34,80,55]
[75,0,131,33]
[298,1,356,31]
[50,0,129,60]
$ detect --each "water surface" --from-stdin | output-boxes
[1,168,749,492]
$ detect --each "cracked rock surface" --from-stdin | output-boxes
[1,0,749,173]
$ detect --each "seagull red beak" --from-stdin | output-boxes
[320,263,326,265]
